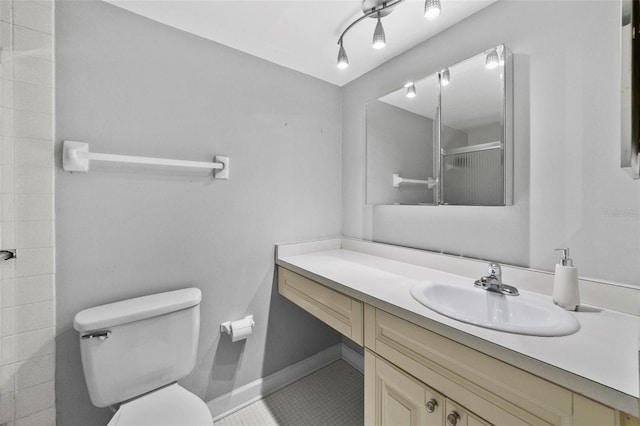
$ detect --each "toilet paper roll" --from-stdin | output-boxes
[230,317,253,330]
[231,325,253,342]
[229,316,254,342]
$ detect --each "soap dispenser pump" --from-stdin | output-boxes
[552,248,580,311]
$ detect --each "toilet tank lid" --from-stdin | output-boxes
[74,288,202,333]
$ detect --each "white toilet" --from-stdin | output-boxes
[73,288,213,425]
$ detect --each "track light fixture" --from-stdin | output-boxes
[372,15,386,49]
[424,0,441,20]
[337,0,443,69]
[337,41,349,69]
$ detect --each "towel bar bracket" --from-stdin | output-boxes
[214,155,229,179]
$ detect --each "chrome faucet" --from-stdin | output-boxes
[488,262,501,283]
[474,262,519,296]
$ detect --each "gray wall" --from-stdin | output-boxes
[366,101,434,205]
[343,0,640,286]
[55,1,342,425]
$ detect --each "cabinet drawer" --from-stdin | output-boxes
[365,306,566,425]
[278,267,363,345]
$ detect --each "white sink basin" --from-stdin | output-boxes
[410,281,580,336]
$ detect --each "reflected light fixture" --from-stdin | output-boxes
[441,67,450,86]
[485,48,500,69]
[424,0,441,20]
[405,82,416,98]
[337,0,443,69]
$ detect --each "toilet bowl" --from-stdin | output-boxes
[107,384,212,426]
[74,288,212,425]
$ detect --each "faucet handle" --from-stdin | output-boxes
[488,262,501,277]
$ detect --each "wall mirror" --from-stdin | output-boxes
[365,44,513,205]
[621,0,639,179]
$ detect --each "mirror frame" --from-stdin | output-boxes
[621,0,640,178]
[504,45,514,205]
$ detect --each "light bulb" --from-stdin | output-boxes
[485,48,499,69]
[406,83,416,98]
[372,18,386,49]
[441,67,450,86]
[424,0,441,20]
[337,43,349,69]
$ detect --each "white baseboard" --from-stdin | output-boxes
[208,343,343,421]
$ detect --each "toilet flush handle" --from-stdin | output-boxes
[81,331,111,341]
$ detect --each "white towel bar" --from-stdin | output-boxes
[62,141,229,179]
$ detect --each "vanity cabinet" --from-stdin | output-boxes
[276,266,637,426]
[365,306,569,426]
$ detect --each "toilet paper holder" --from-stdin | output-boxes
[220,315,255,341]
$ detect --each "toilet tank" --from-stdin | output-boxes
[73,288,202,408]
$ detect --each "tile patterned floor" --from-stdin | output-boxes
[214,360,364,426]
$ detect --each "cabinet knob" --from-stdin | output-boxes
[425,399,438,413]
[447,411,461,426]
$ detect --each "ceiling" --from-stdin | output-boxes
[103,0,497,87]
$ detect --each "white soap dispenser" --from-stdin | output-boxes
[552,248,580,311]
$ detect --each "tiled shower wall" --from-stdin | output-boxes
[0,0,56,425]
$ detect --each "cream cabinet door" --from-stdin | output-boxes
[366,349,500,426]
[366,349,445,426]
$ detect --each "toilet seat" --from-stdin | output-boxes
[108,383,212,426]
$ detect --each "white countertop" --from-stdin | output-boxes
[276,239,639,416]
